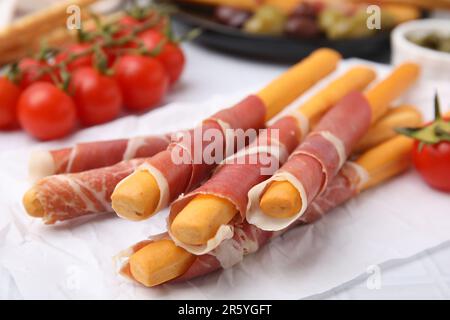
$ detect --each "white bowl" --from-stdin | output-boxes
[391,19,450,81]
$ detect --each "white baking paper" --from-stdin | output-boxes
[0,59,449,299]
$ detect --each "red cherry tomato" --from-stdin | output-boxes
[18,58,53,89]
[133,28,165,49]
[115,16,152,41]
[70,67,123,126]
[118,13,168,32]
[156,42,185,85]
[119,15,144,28]
[114,55,169,112]
[54,43,93,71]
[137,30,185,84]
[0,77,21,129]
[412,134,450,193]
[18,82,77,140]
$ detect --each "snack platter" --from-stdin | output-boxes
[163,0,428,61]
[1,55,449,299]
[170,1,392,60]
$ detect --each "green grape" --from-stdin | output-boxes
[438,38,450,53]
[243,5,287,35]
[380,10,396,30]
[318,8,345,32]
[347,9,376,38]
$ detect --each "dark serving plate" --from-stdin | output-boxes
[162,1,399,62]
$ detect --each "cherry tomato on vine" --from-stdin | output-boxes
[18,58,53,89]
[137,30,185,84]
[119,13,168,31]
[397,96,450,193]
[0,77,21,129]
[54,43,94,71]
[115,16,151,40]
[17,82,77,140]
[70,67,123,126]
[114,55,169,112]
[412,138,450,192]
[119,15,145,28]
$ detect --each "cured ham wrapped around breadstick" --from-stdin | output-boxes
[111,49,342,221]
[29,135,171,180]
[168,116,302,253]
[22,49,342,224]
[117,134,415,287]
[168,66,377,251]
[22,100,421,225]
[23,159,145,224]
[247,63,420,231]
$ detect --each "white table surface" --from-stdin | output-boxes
[1,41,449,300]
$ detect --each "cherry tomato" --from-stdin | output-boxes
[70,67,123,126]
[118,13,168,32]
[54,43,93,71]
[18,58,53,89]
[157,42,186,85]
[137,30,185,84]
[18,82,77,140]
[119,15,145,28]
[116,15,154,40]
[412,133,450,193]
[0,77,21,129]
[114,55,169,112]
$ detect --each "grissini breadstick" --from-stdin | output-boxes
[355,105,422,154]
[251,63,419,228]
[110,48,341,221]
[29,134,171,181]
[0,0,97,54]
[119,132,415,287]
[23,159,146,224]
[0,11,124,66]
[23,101,420,225]
[169,66,376,247]
[365,63,419,123]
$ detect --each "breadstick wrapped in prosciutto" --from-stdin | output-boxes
[21,100,421,224]
[22,49,341,224]
[29,135,171,180]
[23,159,145,224]
[168,66,377,251]
[168,116,302,253]
[247,63,419,231]
[118,133,415,287]
[111,48,342,221]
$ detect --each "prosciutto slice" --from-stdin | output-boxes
[168,116,302,254]
[32,159,145,224]
[132,95,267,212]
[118,161,368,284]
[28,96,266,224]
[29,135,170,180]
[246,92,372,231]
